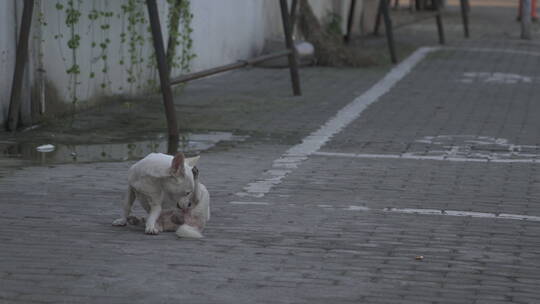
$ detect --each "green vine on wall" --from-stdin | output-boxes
[122,0,147,89]
[87,2,114,90]
[56,0,82,105]
[88,7,98,82]
[167,0,195,73]
[49,0,195,106]
[99,7,114,89]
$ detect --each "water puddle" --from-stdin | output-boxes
[0,132,247,166]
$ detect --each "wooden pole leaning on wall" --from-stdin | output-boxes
[147,0,302,153]
[279,0,302,96]
[6,0,34,132]
[170,0,300,96]
[434,0,445,44]
[170,50,292,85]
[376,0,398,64]
[344,0,357,43]
[521,0,532,40]
[146,0,180,155]
[374,0,383,36]
[460,0,470,38]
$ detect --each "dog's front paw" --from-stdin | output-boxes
[112,218,127,226]
[145,225,160,235]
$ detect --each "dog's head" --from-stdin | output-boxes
[168,152,200,210]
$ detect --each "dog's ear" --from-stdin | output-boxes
[171,152,185,177]
[185,155,200,167]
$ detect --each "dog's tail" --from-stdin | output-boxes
[176,224,203,239]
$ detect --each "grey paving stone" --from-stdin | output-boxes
[2,4,540,303]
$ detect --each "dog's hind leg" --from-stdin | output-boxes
[112,186,136,226]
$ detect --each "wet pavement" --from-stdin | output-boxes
[2,1,540,303]
[1,132,246,165]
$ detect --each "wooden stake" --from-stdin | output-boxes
[7,0,34,131]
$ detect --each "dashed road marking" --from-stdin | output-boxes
[235,46,439,198]
[234,46,540,201]
[313,151,540,163]
[448,46,540,58]
[383,207,540,222]
[229,201,271,205]
[230,202,540,222]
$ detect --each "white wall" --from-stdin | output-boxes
[190,1,267,72]
[39,0,163,102]
[38,0,298,107]
[0,0,364,127]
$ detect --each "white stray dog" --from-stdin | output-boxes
[124,165,211,239]
[112,152,200,235]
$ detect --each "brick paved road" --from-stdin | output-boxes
[3,4,540,304]
[233,45,540,303]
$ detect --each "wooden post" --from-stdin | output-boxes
[460,0,470,38]
[6,0,34,131]
[374,0,383,36]
[521,0,532,40]
[380,0,398,63]
[279,0,302,96]
[434,0,445,44]
[345,0,357,43]
[146,0,180,155]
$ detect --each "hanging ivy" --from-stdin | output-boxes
[55,0,82,105]
[98,5,114,89]
[48,0,195,104]
[121,0,147,88]
[167,0,195,73]
[87,4,98,81]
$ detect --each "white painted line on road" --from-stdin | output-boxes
[383,207,540,222]
[228,202,540,223]
[235,46,439,198]
[346,205,371,211]
[448,46,540,58]
[229,201,271,205]
[313,151,540,163]
[349,205,540,222]
[317,204,333,208]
